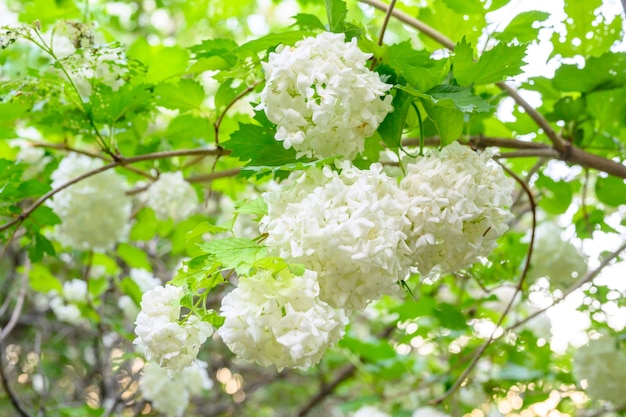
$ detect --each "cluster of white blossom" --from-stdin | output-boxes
[217,269,347,370]
[400,142,514,276]
[118,269,161,321]
[143,171,198,222]
[139,360,213,417]
[413,407,451,417]
[258,32,393,160]
[260,162,413,310]
[47,153,132,251]
[525,222,587,289]
[9,135,50,179]
[134,285,214,372]
[0,25,30,49]
[49,279,88,326]
[573,337,626,405]
[60,44,129,99]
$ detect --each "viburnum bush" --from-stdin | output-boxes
[1,1,626,417]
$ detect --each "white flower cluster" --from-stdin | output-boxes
[140,360,213,417]
[525,222,587,289]
[143,172,198,222]
[413,407,451,417]
[9,138,49,178]
[60,44,129,99]
[0,25,30,49]
[134,285,214,372]
[258,32,393,160]
[118,269,161,321]
[352,406,390,417]
[573,337,626,406]
[47,153,132,252]
[49,279,88,326]
[217,269,347,371]
[260,162,413,310]
[400,142,514,276]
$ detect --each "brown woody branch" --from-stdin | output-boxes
[359,0,626,179]
[0,148,230,234]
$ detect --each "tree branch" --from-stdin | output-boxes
[0,147,230,233]
[359,0,626,179]
[430,164,537,405]
[296,325,395,416]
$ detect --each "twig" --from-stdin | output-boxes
[297,325,395,416]
[0,258,30,340]
[377,0,397,46]
[430,164,537,405]
[0,147,230,233]
[214,81,261,145]
[186,168,242,183]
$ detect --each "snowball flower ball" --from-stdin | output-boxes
[144,171,198,222]
[400,142,514,276]
[134,285,214,372]
[258,32,393,160]
[47,153,132,251]
[525,222,587,289]
[573,337,626,406]
[218,269,348,371]
[140,360,213,417]
[260,162,413,310]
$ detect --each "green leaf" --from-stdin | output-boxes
[551,0,622,58]
[19,0,81,27]
[128,38,189,83]
[325,0,347,33]
[235,197,268,217]
[116,243,152,270]
[586,87,626,130]
[493,11,550,43]
[89,83,154,125]
[595,176,626,207]
[392,298,436,321]
[419,99,464,146]
[119,277,143,305]
[290,13,327,31]
[224,121,300,166]
[552,52,626,93]
[434,303,469,330]
[339,337,397,362]
[198,237,266,273]
[88,276,109,299]
[378,89,413,149]
[383,40,448,91]
[442,0,485,14]
[536,175,573,214]
[452,37,527,85]
[29,233,56,263]
[234,31,313,57]
[130,209,157,241]
[186,222,230,240]
[546,96,586,123]
[190,38,238,63]
[426,85,491,113]
[155,79,205,111]
[28,263,62,293]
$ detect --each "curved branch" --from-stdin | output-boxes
[360,0,626,179]
[430,164,537,405]
[0,148,230,233]
[507,239,626,333]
